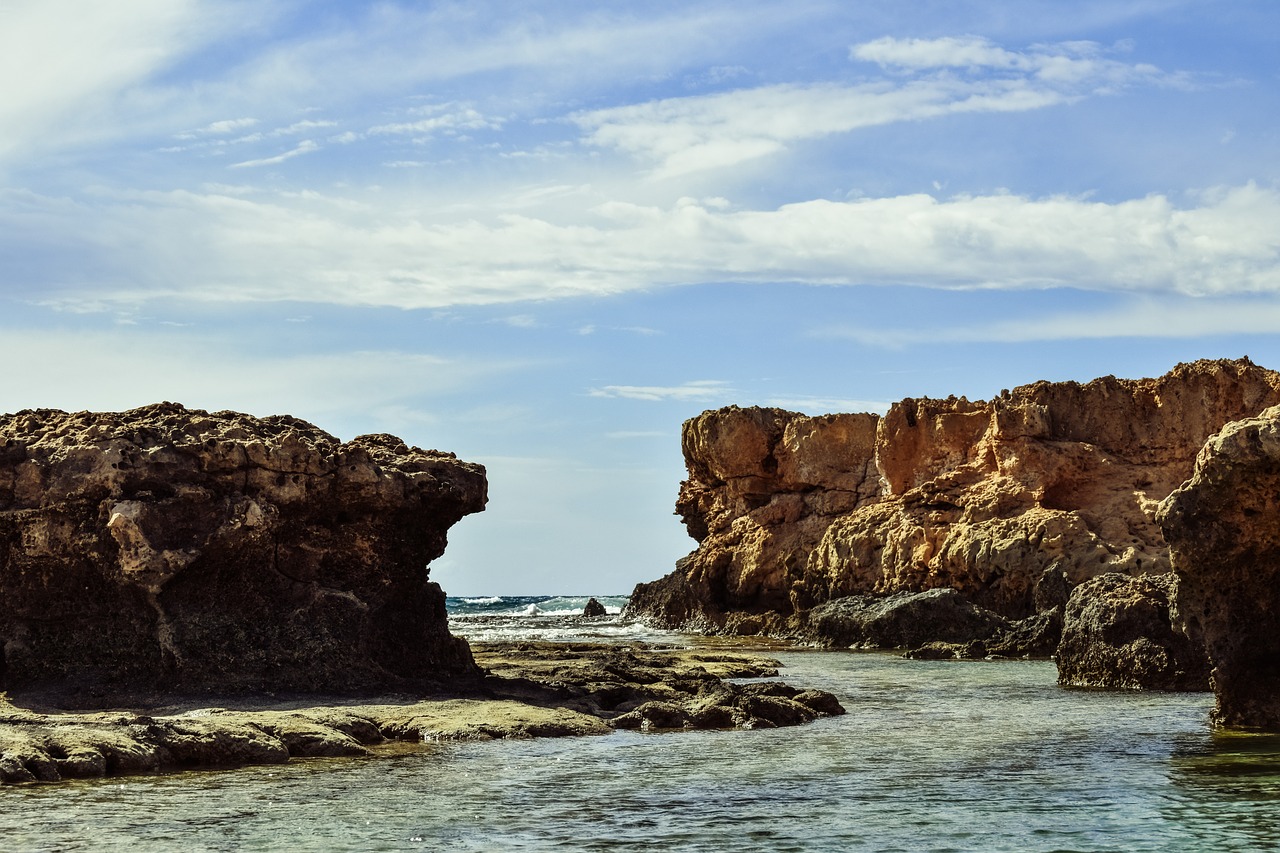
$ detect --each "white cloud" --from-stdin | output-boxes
[180,117,259,138]
[368,104,501,137]
[8,183,1280,311]
[573,79,1067,179]
[588,381,733,402]
[229,139,319,168]
[271,119,338,136]
[0,0,261,168]
[573,37,1184,178]
[850,35,1177,90]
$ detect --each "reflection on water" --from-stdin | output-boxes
[2,652,1279,851]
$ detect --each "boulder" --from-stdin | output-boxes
[1055,573,1209,691]
[0,403,487,702]
[582,598,607,618]
[800,588,1007,649]
[1160,406,1280,727]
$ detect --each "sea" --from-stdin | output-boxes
[3,595,1279,852]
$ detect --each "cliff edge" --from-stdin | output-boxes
[0,403,487,702]
[629,358,1280,635]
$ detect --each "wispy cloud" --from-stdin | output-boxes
[850,35,1175,90]
[229,140,320,169]
[178,117,259,139]
[368,104,501,137]
[588,381,733,402]
[573,37,1186,178]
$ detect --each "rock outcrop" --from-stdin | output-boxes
[1,643,844,784]
[0,403,487,701]
[629,359,1280,644]
[1055,573,1209,691]
[1160,405,1280,728]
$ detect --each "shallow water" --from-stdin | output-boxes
[4,617,1280,851]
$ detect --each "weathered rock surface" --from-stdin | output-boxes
[1160,405,1280,727]
[0,643,843,784]
[0,403,487,700]
[472,642,844,733]
[1055,573,1209,691]
[801,588,1006,650]
[629,359,1280,645]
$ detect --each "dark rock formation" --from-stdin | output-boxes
[1055,573,1209,691]
[0,403,487,702]
[473,642,844,732]
[800,588,1006,650]
[628,359,1280,641]
[1160,405,1280,727]
[582,597,607,618]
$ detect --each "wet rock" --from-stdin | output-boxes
[582,598,607,618]
[1160,407,1280,727]
[471,642,844,733]
[1055,573,1208,691]
[0,403,487,701]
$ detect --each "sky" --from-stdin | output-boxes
[2,1,1279,596]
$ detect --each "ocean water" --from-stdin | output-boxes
[3,600,1280,852]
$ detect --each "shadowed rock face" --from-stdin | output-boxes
[0,403,487,702]
[1160,406,1280,728]
[629,358,1280,635]
[1055,573,1209,691]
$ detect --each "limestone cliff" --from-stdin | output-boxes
[1160,405,1280,728]
[0,403,487,701]
[629,358,1280,633]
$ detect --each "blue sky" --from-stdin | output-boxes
[2,1,1279,595]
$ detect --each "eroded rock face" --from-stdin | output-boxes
[0,403,487,701]
[1055,573,1209,691]
[1160,406,1280,727]
[630,358,1280,636]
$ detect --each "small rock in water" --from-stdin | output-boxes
[583,597,607,618]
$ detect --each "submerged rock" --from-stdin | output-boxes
[0,403,487,701]
[1055,573,1209,691]
[628,358,1280,637]
[1160,406,1280,727]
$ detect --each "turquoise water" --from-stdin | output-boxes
[3,610,1279,851]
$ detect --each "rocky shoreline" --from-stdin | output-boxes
[626,359,1280,729]
[0,642,843,785]
[6,357,1280,790]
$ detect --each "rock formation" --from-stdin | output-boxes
[0,403,487,701]
[1055,573,1209,691]
[1160,405,1280,727]
[1,643,844,784]
[629,358,1280,645]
